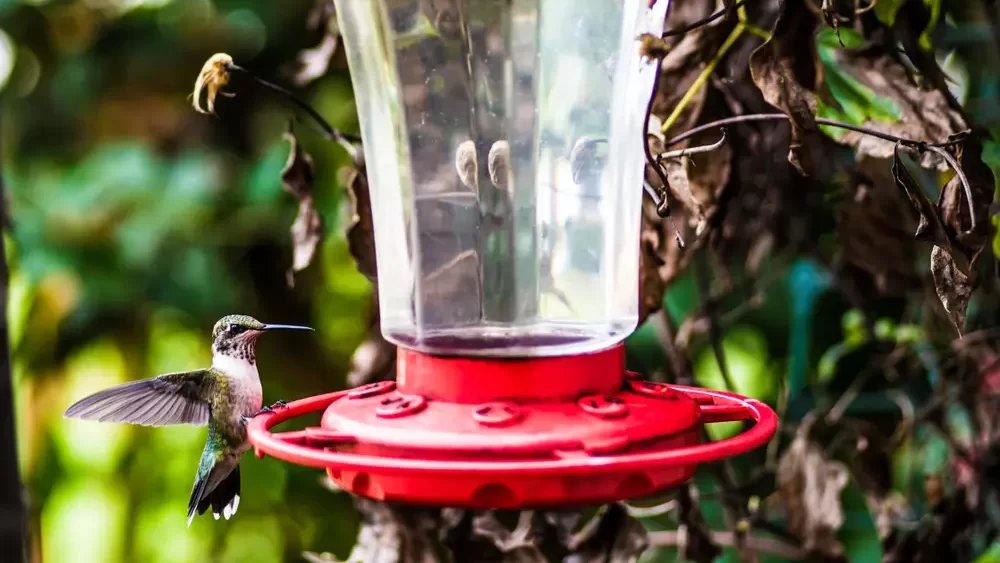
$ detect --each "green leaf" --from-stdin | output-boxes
[919,0,942,51]
[874,0,907,26]
[839,484,884,563]
[815,29,902,133]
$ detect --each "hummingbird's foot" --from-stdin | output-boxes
[246,401,287,419]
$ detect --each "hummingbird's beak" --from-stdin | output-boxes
[261,324,314,332]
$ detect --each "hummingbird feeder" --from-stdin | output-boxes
[248,0,776,509]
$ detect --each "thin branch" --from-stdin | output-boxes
[658,130,728,161]
[660,23,746,135]
[665,112,970,149]
[662,0,747,37]
[226,63,361,155]
[641,50,684,245]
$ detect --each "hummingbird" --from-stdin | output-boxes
[64,314,313,526]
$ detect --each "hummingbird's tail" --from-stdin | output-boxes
[187,461,241,527]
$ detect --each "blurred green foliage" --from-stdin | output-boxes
[1,0,367,561]
[2,1,999,563]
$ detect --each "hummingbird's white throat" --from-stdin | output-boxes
[212,334,259,379]
[212,352,259,381]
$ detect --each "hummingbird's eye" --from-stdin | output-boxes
[228,323,240,334]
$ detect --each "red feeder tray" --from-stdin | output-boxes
[247,344,776,508]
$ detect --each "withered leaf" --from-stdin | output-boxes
[563,504,648,563]
[938,136,994,263]
[341,154,378,281]
[347,295,396,387]
[290,0,340,87]
[890,144,969,272]
[676,484,722,563]
[931,245,973,336]
[470,512,546,562]
[748,0,832,179]
[836,157,921,295]
[281,126,323,287]
[821,43,965,168]
[777,431,850,557]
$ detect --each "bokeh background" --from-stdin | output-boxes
[1,0,369,560]
[2,0,999,562]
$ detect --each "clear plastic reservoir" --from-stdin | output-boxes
[335,0,668,357]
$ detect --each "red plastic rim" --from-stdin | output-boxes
[247,384,777,476]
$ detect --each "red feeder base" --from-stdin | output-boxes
[247,344,776,508]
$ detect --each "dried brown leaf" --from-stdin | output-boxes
[823,45,965,168]
[676,484,722,563]
[836,157,921,295]
[938,137,994,263]
[341,156,378,281]
[470,512,547,562]
[893,139,994,334]
[890,145,967,269]
[290,0,340,86]
[748,0,832,179]
[931,245,973,336]
[652,24,727,139]
[777,431,850,557]
[281,127,323,286]
[347,295,396,387]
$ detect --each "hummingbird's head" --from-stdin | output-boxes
[211,314,312,364]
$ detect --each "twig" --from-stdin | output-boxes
[665,112,970,149]
[226,63,361,155]
[660,23,745,136]
[662,0,747,37]
[641,47,684,244]
[658,130,728,161]
[649,531,806,560]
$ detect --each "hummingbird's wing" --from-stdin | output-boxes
[64,369,217,426]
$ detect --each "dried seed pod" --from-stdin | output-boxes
[192,53,235,114]
[637,33,669,60]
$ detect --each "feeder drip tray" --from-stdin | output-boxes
[247,344,777,508]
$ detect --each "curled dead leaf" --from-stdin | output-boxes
[891,145,969,271]
[748,0,832,180]
[892,140,994,334]
[931,245,973,336]
[281,126,323,287]
[340,157,378,281]
[676,484,722,563]
[777,429,850,558]
[290,0,340,87]
[836,157,921,295]
[821,44,965,168]
[192,53,234,115]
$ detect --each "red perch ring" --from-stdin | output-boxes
[247,344,777,508]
